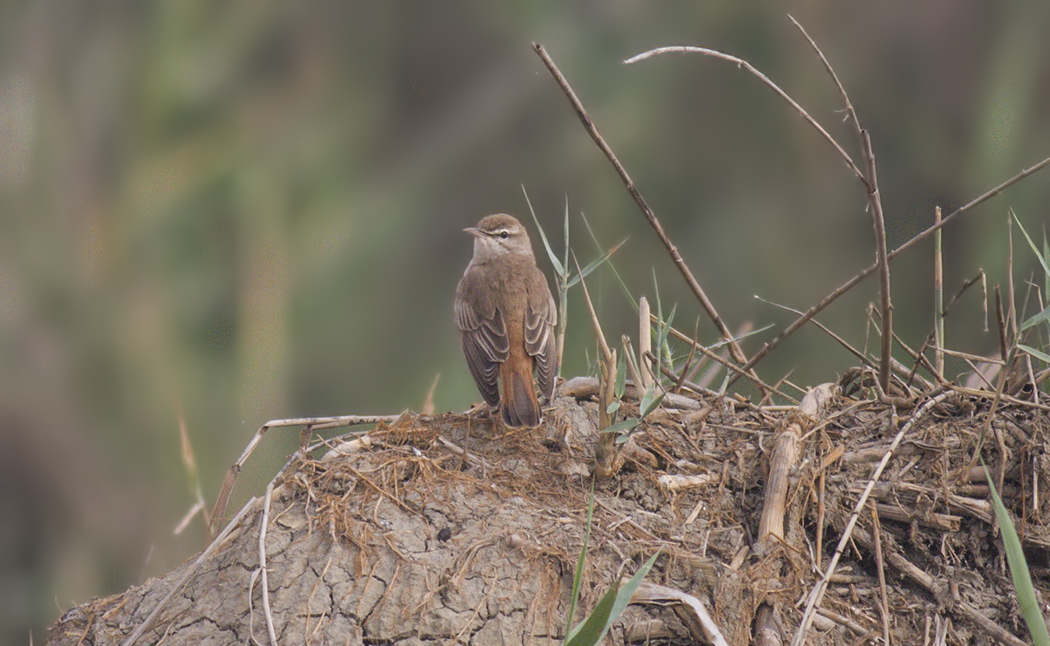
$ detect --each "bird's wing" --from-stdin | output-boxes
[456,284,509,407]
[525,268,558,401]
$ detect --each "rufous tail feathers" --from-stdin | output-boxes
[499,356,540,427]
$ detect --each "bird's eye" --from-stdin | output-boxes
[499,231,509,239]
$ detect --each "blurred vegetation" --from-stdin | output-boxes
[2,1,1049,642]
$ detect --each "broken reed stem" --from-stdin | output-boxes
[556,327,567,381]
[757,409,803,545]
[575,256,612,364]
[912,269,988,388]
[421,374,440,415]
[934,206,945,377]
[996,286,1008,363]
[632,582,731,646]
[861,129,893,392]
[639,296,653,389]
[791,391,952,646]
[755,385,834,646]
[729,154,1050,386]
[573,254,621,476]
[944,271,986,319]
[621,335,645,392]
[942,347,1005,365]
[980,272,991,332]
[950,383,1050,413]
[259,481,278,646]
[532,42,752,374]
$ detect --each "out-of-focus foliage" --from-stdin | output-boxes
[1,1,1049,641]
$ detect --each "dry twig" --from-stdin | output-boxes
[532,42,754,376]
[788,17,894,391]
[625,46,862,181]
[653,318,795,403]
[622,37,1050,393]
[631,582,730,646]
[258,482,278,646]
[934,206,945,377]
[210,413,401,533]
[735,155,1050,385]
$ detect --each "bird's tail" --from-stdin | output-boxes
[500,357,541,428]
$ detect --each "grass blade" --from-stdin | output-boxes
[523,185,566,277]
[706,323,775,350]
[603,418,640,435]
[1017,344,1050,364]
[1020,307,1050,332]
[615,351,627,399]
[580,211,635,308]
[567,550,655,646]
[565,240,627,288]
[1013,210,1050,280]
[565,484,595,638]
[657,303,677,372]
[983,460,1050,646]
[565,579,619,646]
[606,552,661,633]
[565,552,661,646]
[638,380,666,419]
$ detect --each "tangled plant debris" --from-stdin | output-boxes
[46,371,1050,645]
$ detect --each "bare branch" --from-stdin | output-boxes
[258,482,278,646]
[789,17,893,390]
[862,129,893,391]
[732,154,1050,384]
[625,45,865,184]
[532,42,751,372]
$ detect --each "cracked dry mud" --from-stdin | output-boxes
[45,383,1050,646]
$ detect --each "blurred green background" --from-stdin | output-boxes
[2,0,1049,641]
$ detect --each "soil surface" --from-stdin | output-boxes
[46,375,1050,645]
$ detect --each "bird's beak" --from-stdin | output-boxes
[463,227,482,237]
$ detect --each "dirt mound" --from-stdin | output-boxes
[46,377,1050,645]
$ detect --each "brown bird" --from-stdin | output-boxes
[455,214,557,427]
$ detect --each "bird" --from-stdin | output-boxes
[455,213,557,427]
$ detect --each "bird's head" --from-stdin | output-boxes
[464,213,535,262]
